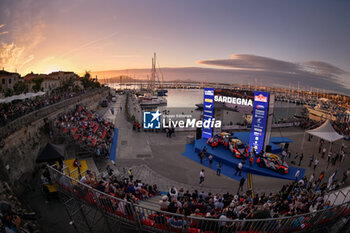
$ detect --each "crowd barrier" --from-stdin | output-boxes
[47,164,350,233]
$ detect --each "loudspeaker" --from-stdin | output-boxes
[196,127,202,140]
[266,145,272,153]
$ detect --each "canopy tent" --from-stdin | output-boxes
[0,92,46,104]
[36,143,65,163]
[306,120,344,142]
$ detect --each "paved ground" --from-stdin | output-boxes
[20,93,350,233]
[100,94,350,195]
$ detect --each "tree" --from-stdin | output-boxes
[32,78,44,92]
[5,88,13,97]
[81,71,101,88]
[13,82,28,94]
[61,77,75,91]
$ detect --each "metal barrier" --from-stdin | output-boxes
[47,164,350,233]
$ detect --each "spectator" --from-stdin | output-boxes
[249,156,254,166]
[314,159,319,171]
[199,169,205,186]
[309,155,314,167]
[237,177,245,194]
[298,153,303,166]
[235,162,243,176]
[128,169,133,182]
[216,161,222,176]
[169,187,178,200]
[322,147,326,158]
[295,169,300,181]
[208,154,213,168]
[159,196,169,211]
[0,201,22,233]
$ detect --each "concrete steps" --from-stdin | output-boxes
[124,164,232,195]
[138,195,162,210]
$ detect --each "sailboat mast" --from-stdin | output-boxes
[150,53,156,94]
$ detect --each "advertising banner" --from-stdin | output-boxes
[202,87,215,139]
[249,91,270,153]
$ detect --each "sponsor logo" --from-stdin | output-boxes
[204,110,213,114]
[204,98,213,103]
[163,118,221,129]
[254,94,268,102]
[204,90,214,96]
[205,104,213,109]
[143,110,161,129]
[214,95,253,106]
[257,104,265,109]
[143,111,222,129]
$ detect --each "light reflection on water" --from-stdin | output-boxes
[108,84,301,125]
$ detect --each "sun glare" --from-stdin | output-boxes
[45,66,61,74]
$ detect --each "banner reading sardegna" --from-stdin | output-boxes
[202,88,215,139]
[249,91,270,153]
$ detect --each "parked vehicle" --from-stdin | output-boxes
[229,138,249,159]
[207,135,220,147]
[257,153,289,174]
[101,100,108,107]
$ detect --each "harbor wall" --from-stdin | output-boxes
[0,87,109,194]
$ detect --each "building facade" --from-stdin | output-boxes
[0,70,20,92]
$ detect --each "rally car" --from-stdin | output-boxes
[207,135,220,147]
[229,138,250,159]
[257,153,289,174]
[217,132,232,147]
[207,132,232,147]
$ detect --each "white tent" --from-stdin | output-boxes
[306,120,344,142]
[0,92,46,103]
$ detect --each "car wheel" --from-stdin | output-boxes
[278,169,284,174]
[259,162,265,167]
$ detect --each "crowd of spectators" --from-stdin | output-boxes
[333,121,350,138]
[157,172,346,231]
[55,106,115,157]
[54,163,348,232]
[69,168,160,218]
[0,91,81,127]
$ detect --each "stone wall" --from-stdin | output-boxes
[0,87,109,194]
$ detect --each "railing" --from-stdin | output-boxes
[0,87,108,140]
[48,164,350,233]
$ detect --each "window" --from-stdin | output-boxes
[1,79,4,84]
[9,78,11,84]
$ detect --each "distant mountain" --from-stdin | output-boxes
[91,66,350,95]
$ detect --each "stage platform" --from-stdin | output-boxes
[181,138,305,182]
[230,132,293,154]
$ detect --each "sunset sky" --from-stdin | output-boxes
[0,0,349,92]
